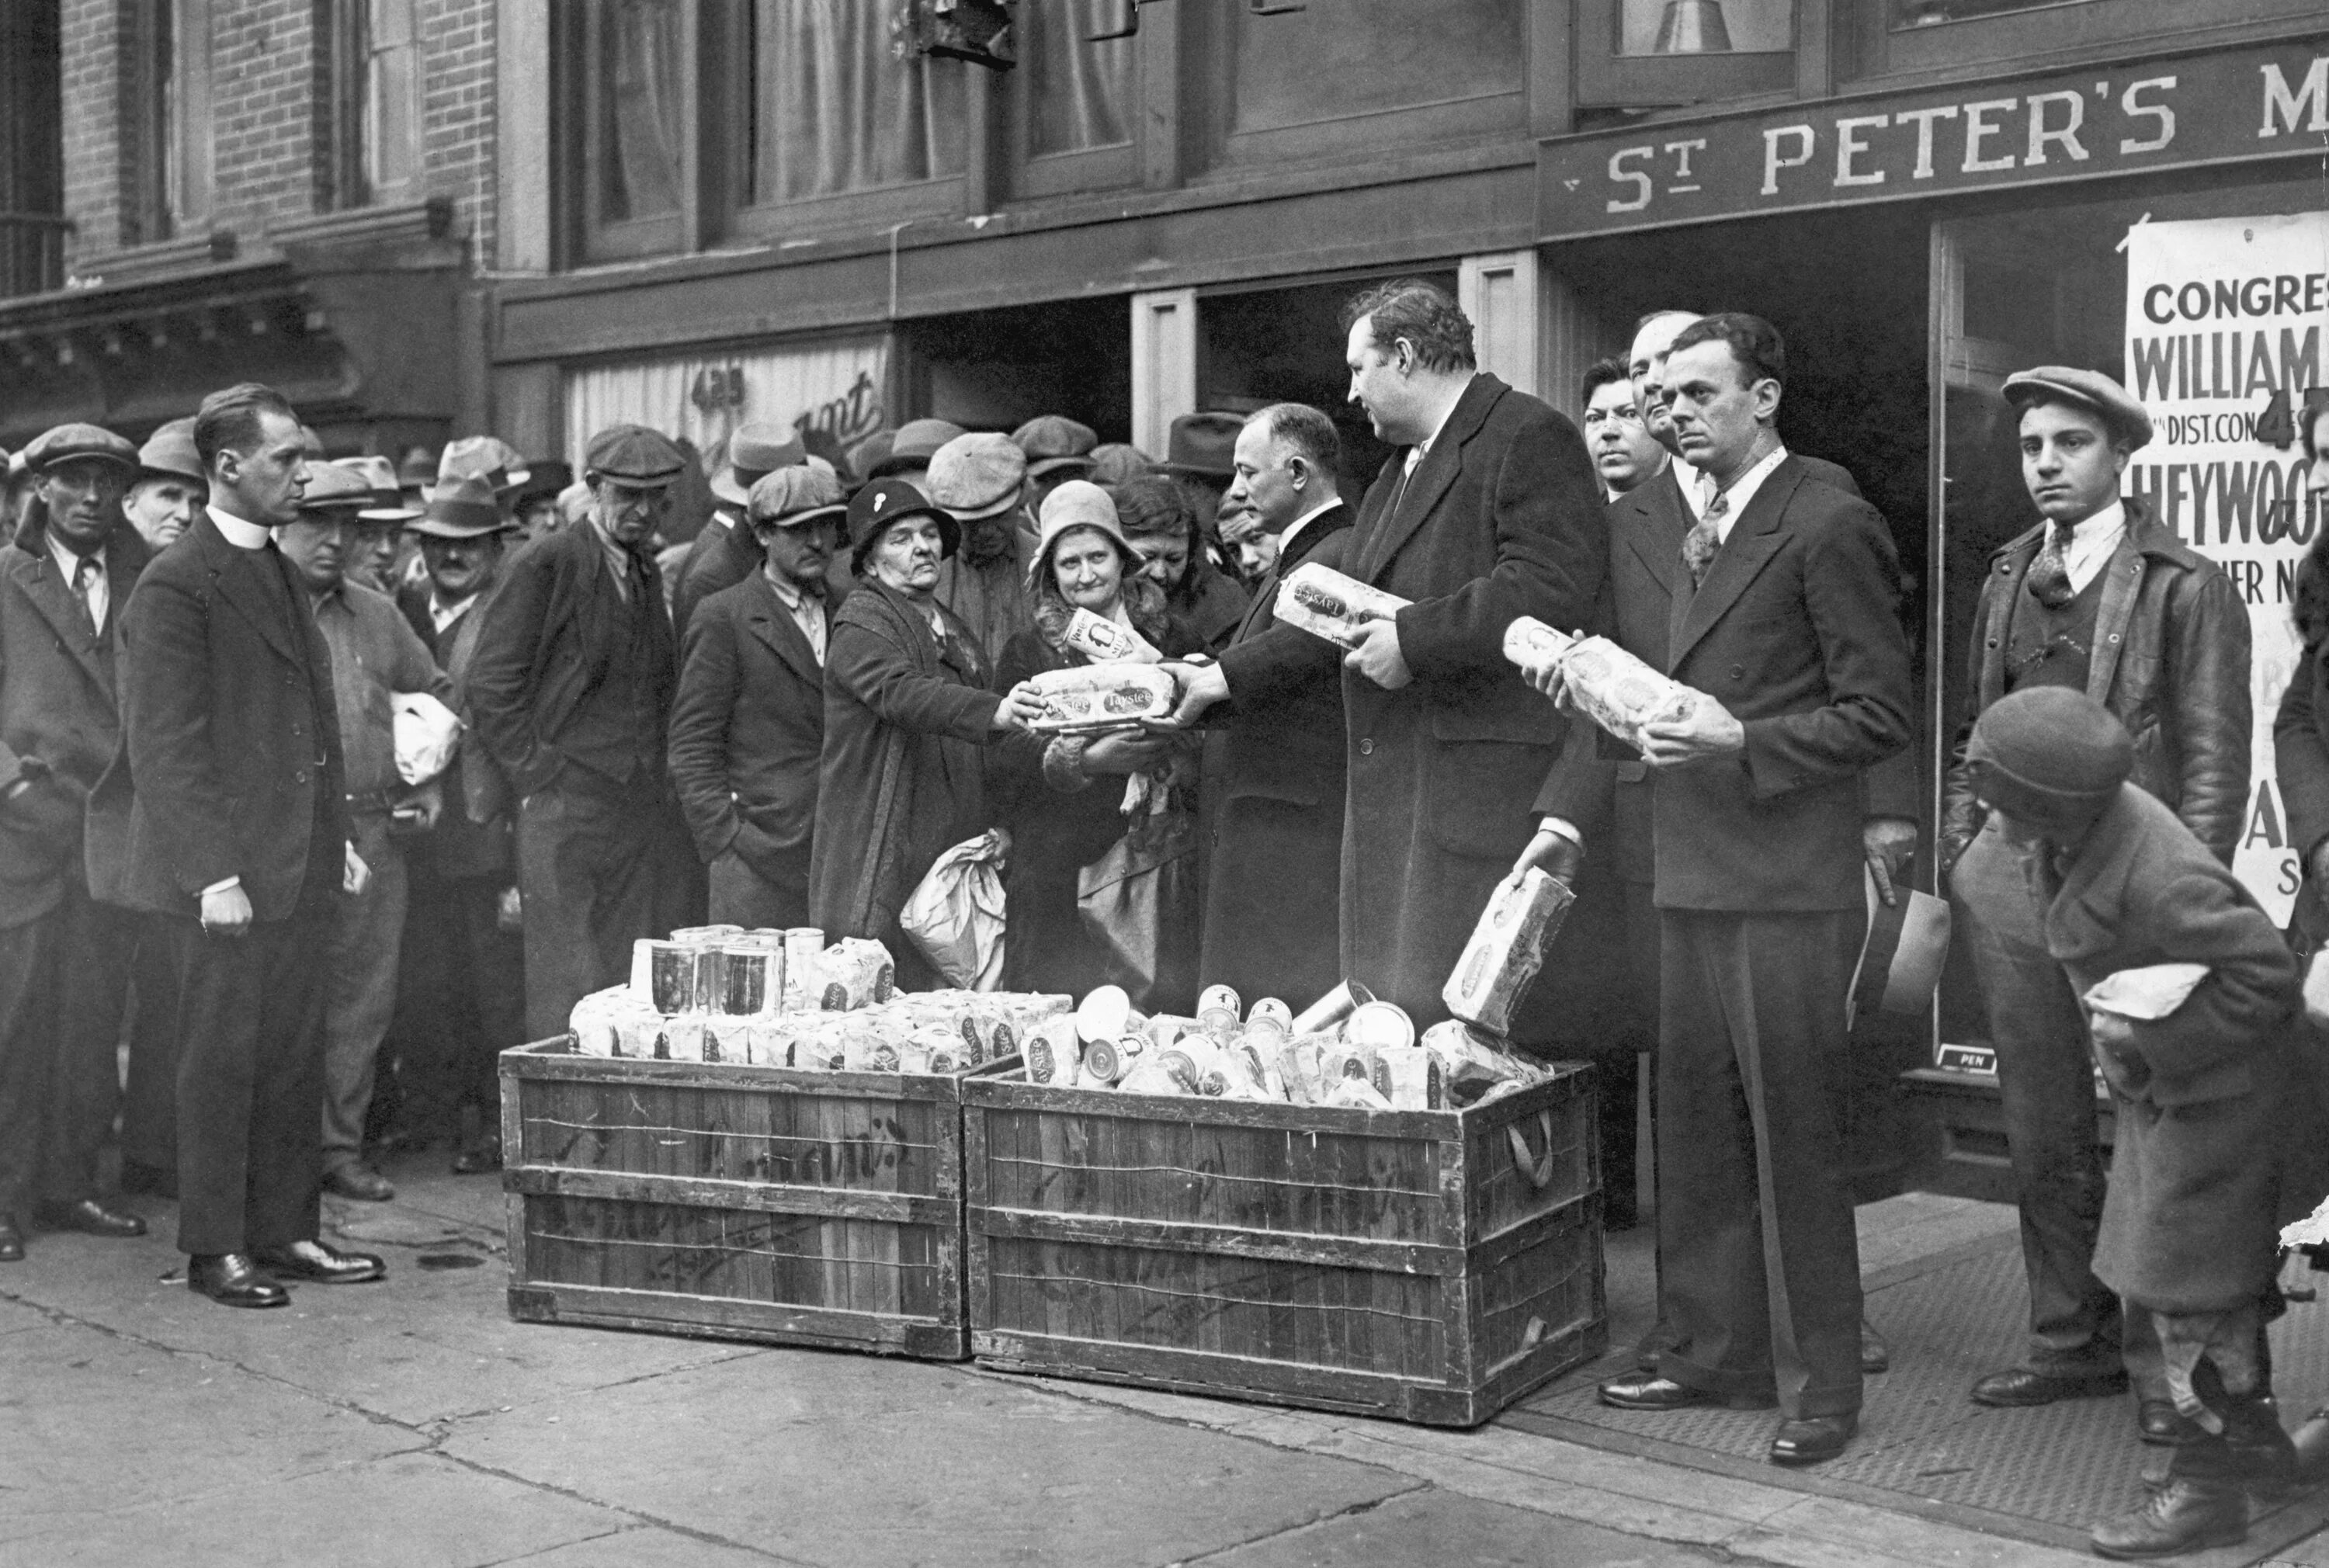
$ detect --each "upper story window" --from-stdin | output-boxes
[740,0,967,206]
[330,0,422,209]
[1576,0,1796,108]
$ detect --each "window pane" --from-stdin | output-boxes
[1616,0,1793,57]
[365,0,420,196]
[1026,0,1131,156]
[752,0,967,204]
[1894,0,2075,24]
[1231,0,1522,134]
[602,0,685,220]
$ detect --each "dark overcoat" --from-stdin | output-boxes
[86,514,348,920]
[807,580,1001,973]
[672,505,755,642]
[0,521,149,923]
[2035,785,2305,1312]
[1198,504,1354,1008]
[1338,373,1605,1025]
[397,581,515,883]
[668,571,826,906]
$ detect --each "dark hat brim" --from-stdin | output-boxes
[752,501,850,532]
[1024,455,1096,479]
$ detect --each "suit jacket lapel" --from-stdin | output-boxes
[1237,502,1350,642]
[1668,463,1801,671]
[9,547,116,696]
[743,573,824,689]
[1622,470,1687,595]
[197,521,308,670]
[1352,376,1502,585]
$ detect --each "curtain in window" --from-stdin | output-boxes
[755,0,964,203]
[1027,0,1130,156]
[604,0,684,219]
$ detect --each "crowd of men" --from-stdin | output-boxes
[1,276,2322,1560]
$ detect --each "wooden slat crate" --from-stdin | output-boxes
[961,1062,1605,1426]
[500,1036,981,1360]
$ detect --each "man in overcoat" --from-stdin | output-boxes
[90,381,386,1306]
[1961,686,2301,1559]
[1334,279,1605,1027]
[1170,403,1355,1008]
[669,466,848,929]
[0,425,153,1261]
[673,422,810,640]
[467,424,700,1041]
[1940,367,2251,1440]
[1529,314,1913,1465]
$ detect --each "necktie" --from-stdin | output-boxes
[1682,489,1728,588]
[71,556,99,633]
[2025,523,2075,609]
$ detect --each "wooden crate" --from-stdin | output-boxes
[962,1062,1606,1426]
[500,1037,977,1359]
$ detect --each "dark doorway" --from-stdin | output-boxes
[904,295,1133,439]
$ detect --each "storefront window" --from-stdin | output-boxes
[750,0,966,204]
[1615,0,1793,57]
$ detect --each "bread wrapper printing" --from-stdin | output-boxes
[1025,662,1177,734]
[1503,616,1712,754]
[811,938,896,1011]
[1275,563,1412,650]
[1442,866,1576,1036]
[1062,606,1163,665]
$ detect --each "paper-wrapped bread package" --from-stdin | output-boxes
[1503,616,1711,753]
[1062,606,1163,664]
[1025,663,1178,733]
[1275,564,1412,650]
[1442,868,1575,1036]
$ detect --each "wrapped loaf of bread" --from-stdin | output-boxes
[1062,607,1163,664]
[1503,616,1711,753]
[1025,663,1177,733]
[1275,563,1411,650]
[1442,867,1575,1036]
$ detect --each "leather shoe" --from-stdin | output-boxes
[1970,1365,2129,1407]
[1770,1413,1858,1466]
[1861,1317,1890,1375]
[188,1253,288,1308]
[1599,1372,1775,1412]
[2090,1476,2248,1558]
[2138,1399,2199,1446]
[322,1165,394,1202]
[253,1239,386,1284]
[34,1197,147,1238]
[0,1213,23,1263]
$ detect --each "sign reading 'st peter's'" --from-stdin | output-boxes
[1538,40,2329,239]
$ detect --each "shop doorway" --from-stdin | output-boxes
[902,295,1133,439]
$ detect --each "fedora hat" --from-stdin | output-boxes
[134,418,206,485]
[294,460,375,515]
[410,474,515,539]
[335,455,422,522]
[869,418,964,480]
[441,435,531,496]
[846,477,957,570]
[711,421,809,508]
[1848,871,1952,1027]
[1161,412,1241,480]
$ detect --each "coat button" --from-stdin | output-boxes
[1730,664,1745,681]
[1358,738,1374,756]
[294,769,308,784]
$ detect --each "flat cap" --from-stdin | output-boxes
[2002,366,2153,451]
[926,432,1026,522]
[411,474,515,538]
[296,460,376,513]
[1086,442,1154,487]
[441,435,531,494]
[1011,415,1098,478]
[713,421,809,507]
[847,477,958,567]
[1966,687,2133,830]
[135,418,205,484]
[584,424,686,488]
[870,418,965,478]
[747,464,848,528]
[23,423,137,474]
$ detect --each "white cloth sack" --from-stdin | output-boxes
[901,829,1009,990]
[391,692,463,785]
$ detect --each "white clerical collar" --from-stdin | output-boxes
[207,505,272,550]
[1279,498,1341,553]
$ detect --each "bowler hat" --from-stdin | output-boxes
[441,435,531,496]
[410,474,515,538]
[584,424,686,488]
[1966,687,2133,831]
[1848,873,1952,1027]
[747,465,849,530]
[1011,415,1098,479]
[869,418,964,480]
[134,418,205,485]
[2002,366,2154,452]
[925,432,1026,522]
[1161,412,1241,480]
[23,423,137,474]
[1029,480,1137,588]
[295,460,374,515]
[712,421,809,508]
[846,477,957,569]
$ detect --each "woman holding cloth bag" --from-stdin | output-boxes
[990,481,1203,1002]
[809,477,1043,992]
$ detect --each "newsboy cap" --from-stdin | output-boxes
[1011,415,1098,479]
[411,474,514,538]
[135,418,206,485]
[712,421,809,508]
[2001,366,2154,452]
[1966,687,2133,831]
[925,432,1026,522]
[846,477,958,569]
[585,425,686,488]
[23,423,137,474]
[747,465,848,529]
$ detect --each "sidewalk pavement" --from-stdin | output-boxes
[0,1157,2315,1568]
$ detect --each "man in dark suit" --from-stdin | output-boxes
[0,425,154,1261]
[1529,314,1913,1466]
[467,424,700,1042]
[669,466,848,929]
[92,381,387,1306]
[1169,403,1355,1007]
[1333,279,1605,1029]
[673,423,811,640]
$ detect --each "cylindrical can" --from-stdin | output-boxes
[1197,983,1242,1019]
[1076,984,1133,1044]
[1289,979,1374,1038]
[645,941,699,1014]
[693,947,728,1017]
[1081,1032,1144,1084]
[671,924,744,944]
[629,938,656,1001]
[783,928,824,1010]
[1248,996,1295,1036]
[1345,1001,1416,1053]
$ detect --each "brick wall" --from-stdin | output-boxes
[59,0,124,260]
[421,0,496,265]
[207,0,320,235]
